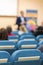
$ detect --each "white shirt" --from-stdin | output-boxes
[21,17,24,22]
[20,17,25,25]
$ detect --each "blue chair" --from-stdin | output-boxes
[11,31,19,35]
[41,53,43,65]
[17,40,38,49]
[37,41,43,53]
[8,36,19,43]
[0,40,17,55]
[20,32,33,36]
[38,41,43,46]
[20,35,35,40]
[0,51,12,65]
[36,35,43,42]
[10,49,42,65]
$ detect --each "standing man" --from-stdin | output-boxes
[16,11,26,30]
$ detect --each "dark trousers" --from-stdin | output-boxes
[18,25,21,30]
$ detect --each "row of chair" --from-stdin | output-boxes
[11,31,33,35]
[0,40,43,54]
[8,34,43,43]
[0,49,43,65]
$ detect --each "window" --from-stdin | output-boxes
[0,0,18,16]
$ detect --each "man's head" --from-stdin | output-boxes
[20,11,24,17]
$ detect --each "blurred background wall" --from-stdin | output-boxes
[0,0,43,31]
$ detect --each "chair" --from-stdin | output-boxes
[38,41,43,65]
[0,51,12,65]
[17,40,38,49]
[20,32,33,36]
[38,41,43,53]
[20,35,35,40]
[41,53,43,65]
[36,35,43,42]
[11,31,19,35]
[0,40,17,55]
[8,36,19,43]
[10,49,42,65]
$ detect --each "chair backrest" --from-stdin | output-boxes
[10,49,42,65]
[38,41,43,52]
[17,40,38,49]
[41,53,43,65]
[20,32,33,36]
[11,31,19,35]
[0,51,10,63]
[8,36,19,43]
[20,35,35,40]
[42,53,43,60]
[0,40,17,54]
[36,35,43,42]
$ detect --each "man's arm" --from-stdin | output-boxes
[16,17,18,25]
[24,17,27,22]
[16,17,21,25]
